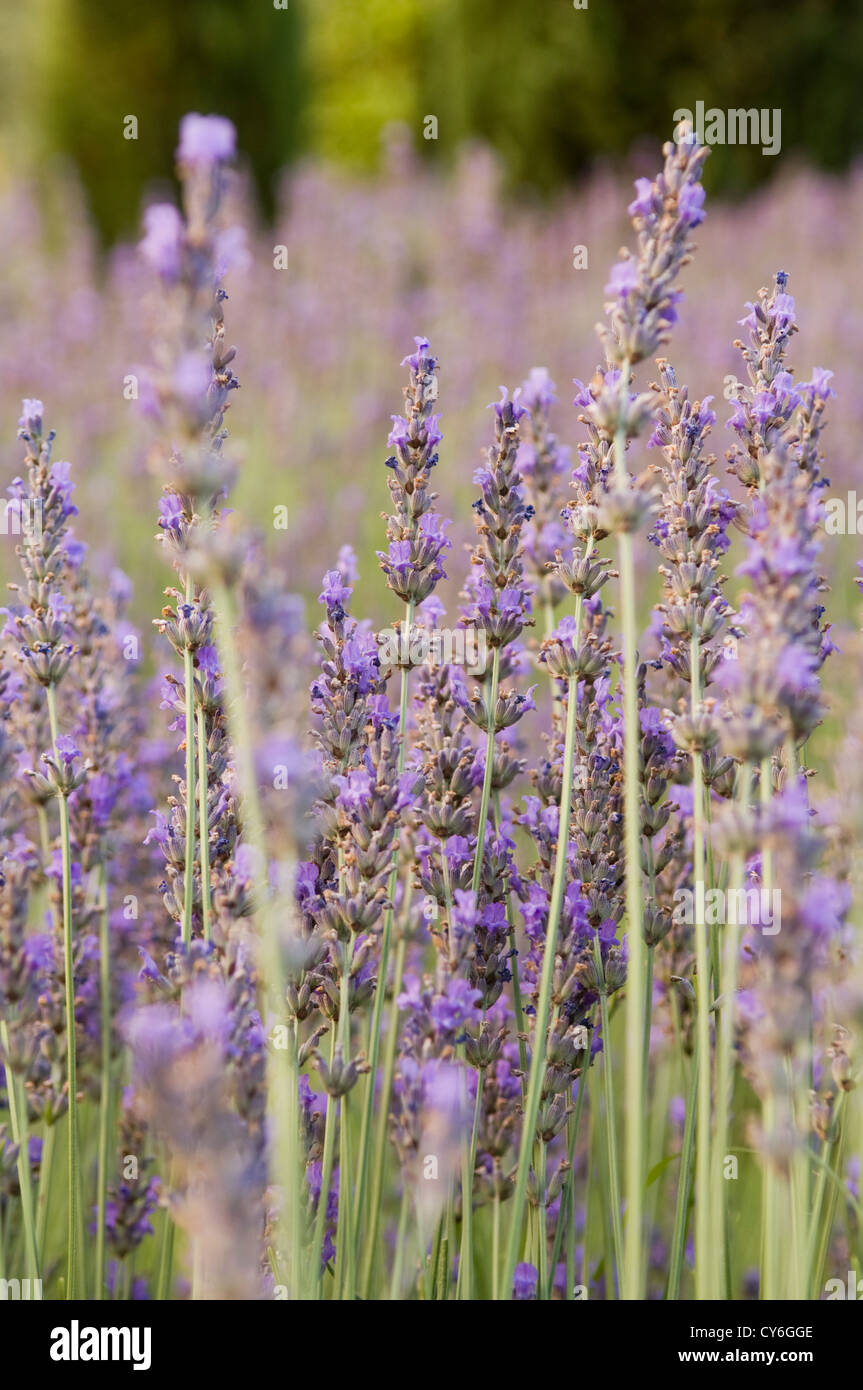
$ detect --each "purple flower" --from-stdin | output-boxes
[139,204,184,282]
[513,1262,538,1299]
[173,351,211,404]
[54,735,80,765]
[158,493,185,534]
[429,978,482,1035]
[177,113,237,167]
[387,415,410,448]
[520,367,556,412]
[678,182,706,228]
[319,567,352,615]
[18,399,43,436]
[400,336,438,372]
[334,767,373,813]
[768,292,796,329]
[628,177,655,218]
[487,386,527,424]
[604,259,640,300]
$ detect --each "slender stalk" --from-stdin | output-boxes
[500,672,578,1299]
[334,935,356,1300]
[712,761,751,1299]
[197,705,211,943]
[360,928,408,1296]
[456,1059,483,1299]
[612,359,646,1300]
[758,757,779,1301]
[182,636,197,948]
[667,1037,699,1299]
[46,683,83,1300]
[471,645,501,895]
[548,1053,589,1291]
[310,1031,338,1293]
[0,1023,39,1282]
[94,860,113,1299]
[536,1136,549,1298]
[212,581,303,1296]
[578,1101,592,1297]
[36,804,51,863]
[689,633,713,1299]
[786,1056,808,1301]
[354,599,414,1267]
[761,1092,780,1298]
[494,790,528,1086]
[35,1118,56,1264]
[807,1091,847,1296]
[642,839,657,1077]
[424,1211,442,1301]
[436,1201,451,1300]
[389,1186,410,1300]
[593,936,624,1291]
[156,1161,176,1299]
[492,1182,501,1300]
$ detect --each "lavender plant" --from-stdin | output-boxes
[1,112,862,1310]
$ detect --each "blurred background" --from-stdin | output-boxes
[1,0,862,772]
[4,0,863,238]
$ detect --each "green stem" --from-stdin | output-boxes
[457,1059,483,1299]
[492,1181,501,1300]
[94,860,113,1299]
[667,1036,698,1299]
[642,839,657,1080]
[35,1118,56,1264]
[360,929,408,1296]
[310,1030,338,1294]
[712,762,751,1299]
[807,1092,847,1296]
[334,936,356,1300]
[761,1093,780,1298]
[593,938,624,1293]
[46,683,83,1300]
[389,1185,410,1300]
[536,1137,549,1299]
[212,582,303,1296]
[36,804,51,863]
[500,673,578,1299]
[690,633,713,1300]
[182,638,196,948]
[494,790,528,1087]
[0,1023,40,1282]
[613,358,646,1300]
[197,705,211,943]
[471,646,501,896]
[549,1045,590,1291]
[758,756,780,1301]
[156,1162,176,1299]
[353,600,414,1270]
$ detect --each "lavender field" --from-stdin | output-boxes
[1,110,862,1307]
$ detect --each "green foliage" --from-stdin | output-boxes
[303,0,863,195]
[6,0,863,235]
[27,0,306,238]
